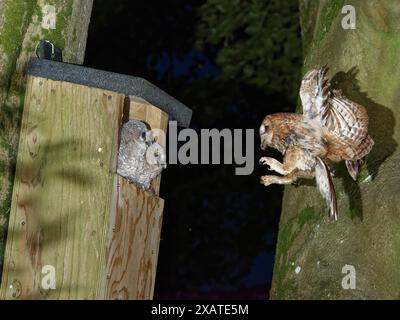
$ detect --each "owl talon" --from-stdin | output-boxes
[259,157,271,169]
[260,175,273,186]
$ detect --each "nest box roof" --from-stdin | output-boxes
[26,57,192,127]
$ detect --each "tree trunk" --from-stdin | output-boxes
[270,0,400,299]
[0,0,93,272]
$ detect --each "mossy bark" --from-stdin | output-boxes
[0,0,93,273]
[271,0,400,299]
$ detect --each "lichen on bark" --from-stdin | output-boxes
[0,0,93,275]
[271,0,400,299]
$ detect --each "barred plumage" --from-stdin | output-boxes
[260,65,374,220]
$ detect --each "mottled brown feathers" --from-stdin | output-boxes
[259,65,374,220]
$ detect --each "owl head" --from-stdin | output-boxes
[122,119,154,146]
[259,116,274,151]
[146,142,167,169]
[141,130,155,146]
[259,113,300,153]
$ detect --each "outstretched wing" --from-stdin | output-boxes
[322,90,369,145]
[301,66,373,159]
[301,65,331,119]
[315,157,338,221]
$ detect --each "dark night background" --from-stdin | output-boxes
[84,0,302,299]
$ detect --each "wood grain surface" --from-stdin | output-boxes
[0,76,124,299]
[104,97,168,299]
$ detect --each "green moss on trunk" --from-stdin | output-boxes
[271,0,400,299]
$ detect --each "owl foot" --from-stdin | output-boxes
[259,157,271,169]
[260,157,292,175]
[260,175,274,186]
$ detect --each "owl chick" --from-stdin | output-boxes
[259,65,374,220]
[117,119,167,192]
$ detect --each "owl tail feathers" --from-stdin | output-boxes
[315,157,338,221]
[345,134,374,180]
[346,159,364,181]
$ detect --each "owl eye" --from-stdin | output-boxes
[140,131,146,140]
[259,125,268,135]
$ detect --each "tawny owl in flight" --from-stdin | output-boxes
[259,65,374,220]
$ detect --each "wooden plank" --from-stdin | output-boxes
[105,97,168,299]
[128,96,169,135]
[105,178,164,299]
[0,76,124,299]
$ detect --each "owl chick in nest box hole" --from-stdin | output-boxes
[117,119,167,193]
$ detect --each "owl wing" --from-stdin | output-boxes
[302,66,373,158]
[322,90,369,145]
[302,65,331,119]
[315,157,338,220]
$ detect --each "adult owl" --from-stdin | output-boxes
[259,65,374,220]
[117,119,167,192]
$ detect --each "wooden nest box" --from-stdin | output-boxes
[0,58,192,299]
